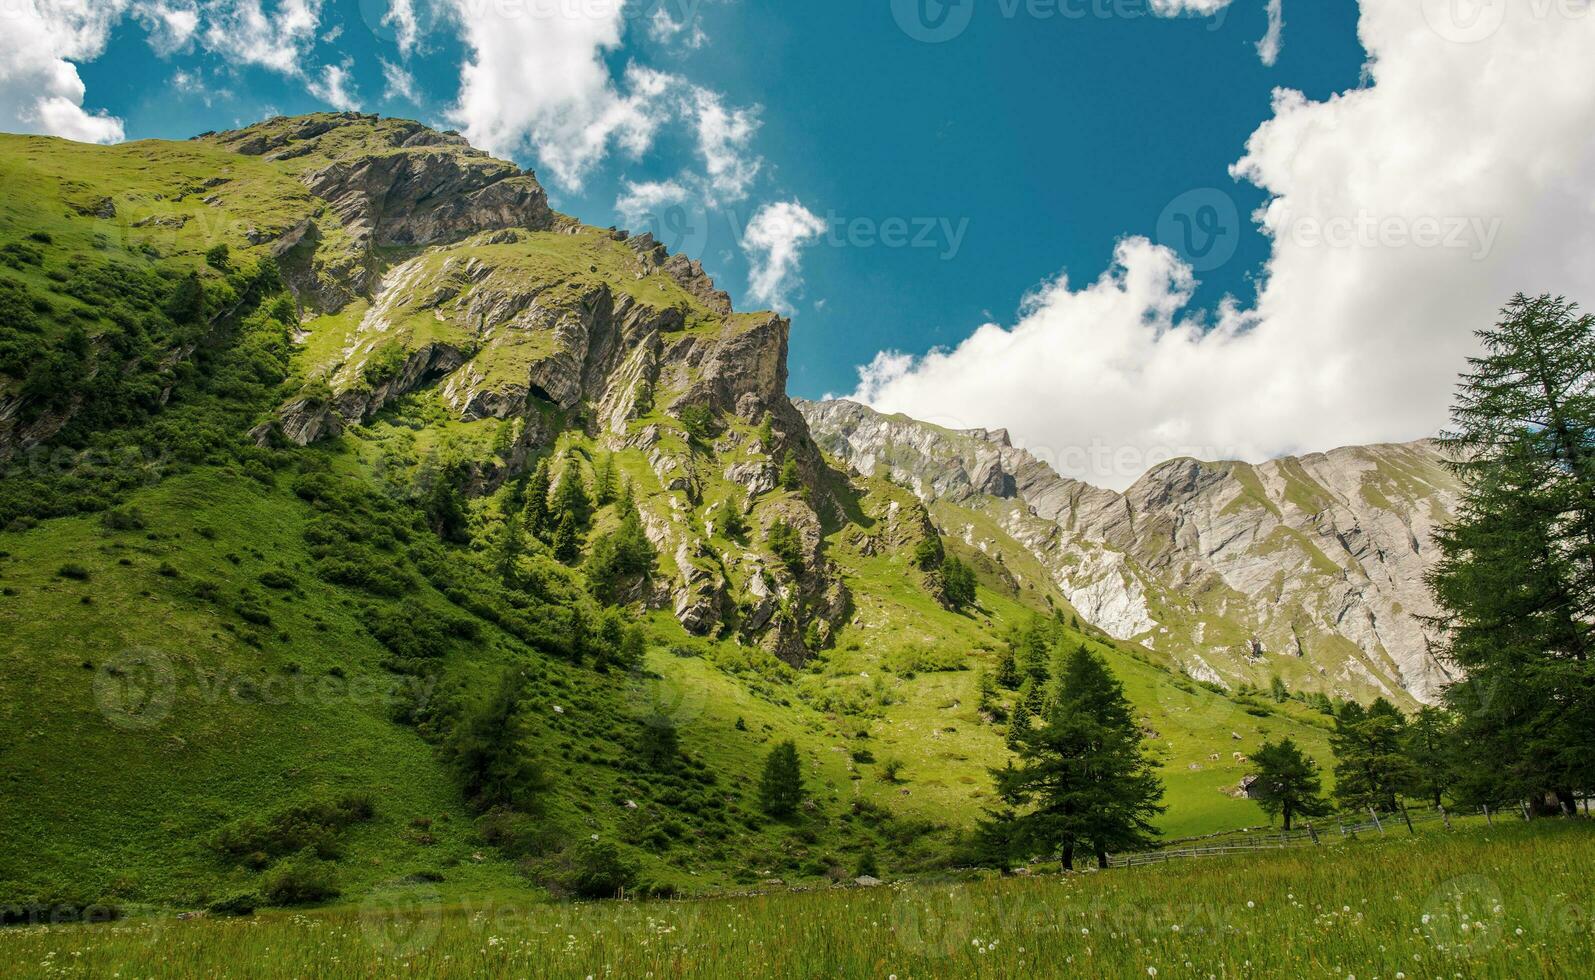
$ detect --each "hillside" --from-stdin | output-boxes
[800,398,1462,705]
[1,114,1342,916]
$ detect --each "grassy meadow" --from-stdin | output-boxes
[2,820,1589,978]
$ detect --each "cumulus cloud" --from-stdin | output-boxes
[201,0,324,76]
[383,0,421,57]
[381,59,418,103]
[445,1,669,188]
[1257,0,1283,66]
[692,87,760,203]
[134,0,200,55]
[615,179,690,224]
[307,61,359,110]
[0,1,129,143]
[852,0,1595,490]
[743,201,828,312]
[648,6,707,50]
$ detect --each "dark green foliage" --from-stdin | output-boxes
[552,512,582,564]
[422,459,471,544]
[361,342,410,387]
[585,495,656,601]
[766,518,804,577]
[551,456,591,528]
[523,458,551,539]
[56,563,90,580]
[444,669,547,812]
[994,644,1020,690]
[717,491,748,539]
[780,452,802,491]
[940,555,977,610]
[259,850,340,906]
[912,535,943,572]
[1330,698,1417,813]
[205,243,230,270]
[206,892,259,917]
[1402,706,1459,808]
[1249,738,1331,831]
[855,850,879,878]
[1270,676,1289,703]
[756,413,774,450]
[164,270,206,324]
[557,839,637,899]
[365,604,477,672]
[677,404,716,442]
[210,794,376,864]
[592,453,618,506]
[989,647,1164,870]
[759,740,803,817]
[1428,293,1595,813]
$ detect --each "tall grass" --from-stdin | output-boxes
[3,822,1589,978]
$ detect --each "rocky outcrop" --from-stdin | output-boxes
[799,398,1462,704]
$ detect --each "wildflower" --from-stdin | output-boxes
[1148,969,1158,977]
[1246,901,1255,909]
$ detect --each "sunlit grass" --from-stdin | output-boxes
[4,821,1588,978]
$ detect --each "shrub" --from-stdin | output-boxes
[260,851,340,906]
[207,892,259,917]
[56,563,91,581]
[99,507,147,532]
[210,794,376,864]
[557,839,637,899]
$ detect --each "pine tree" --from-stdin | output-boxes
[1330,698,1417,813]
[552,512,582,564]
[780,451,802,491]
[586,495,657,601]
[994,643,1021,690]
[991,647,1163,869]
[551,455,592,528]
[1270,676,1290,703]
[424,460,471,544]
[757,412,775,451]
[523,458,552,539]
[941,555,977,610]
[976,667,1003,721]
[592,453,618,507]
[1402,706,1458,809]
[495,507,525,586]
[1429,293,1595,813]
[759,740,803,817]
[1249,738,1331,831]
[444,669,547,811]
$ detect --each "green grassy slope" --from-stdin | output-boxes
[1,119,1345,917]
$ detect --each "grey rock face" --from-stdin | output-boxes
[799,398,1462,703]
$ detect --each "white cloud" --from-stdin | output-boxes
[307,61,359,110]
[743,201,828,313]
[691,87,760,203]
[615,179,690,224]
[0,1,129,143]
[445,1,668,189]
[383,0,421,57]
[134,0,200,55]
[381,58,417,103]
[201,0,324,76]
[1257,0,1283,66]
[852,0,1595,491]
[648,6,706,50]
[1148,0,1233,13]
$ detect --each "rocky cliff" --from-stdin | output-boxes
[194,114,841,659]
[799,398,1462,703]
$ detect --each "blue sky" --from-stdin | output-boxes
[54,1,1358,397]
[9,1,1595,486]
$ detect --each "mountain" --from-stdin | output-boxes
[799,399,1462,704]
[0,113,1343,914]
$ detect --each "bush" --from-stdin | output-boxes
[56,563,91,581]
[99,507,147,532]
[207,892,259,917]
[260,851,340,906]
[557,839,637,899]
[210,794,376,863]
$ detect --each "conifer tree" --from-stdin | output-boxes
[1249,738,1331,831]
[551,455,591,528]
[780,451,802,491]
[552,512,582,564]
[994,643,1021,691]
[593,452,618,506]
[991,647,1163,869]
[523,458,552,539]
[1330,699,1417,814]
[759,740,803,817]
[1428,293,1595,813]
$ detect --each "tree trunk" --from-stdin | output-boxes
[1282,805,1293,832]
[1095,846,1108,870]
[1061,844,1074,873]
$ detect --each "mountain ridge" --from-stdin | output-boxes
[799,397,1460,703]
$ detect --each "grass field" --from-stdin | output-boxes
[3,820,1588,978]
